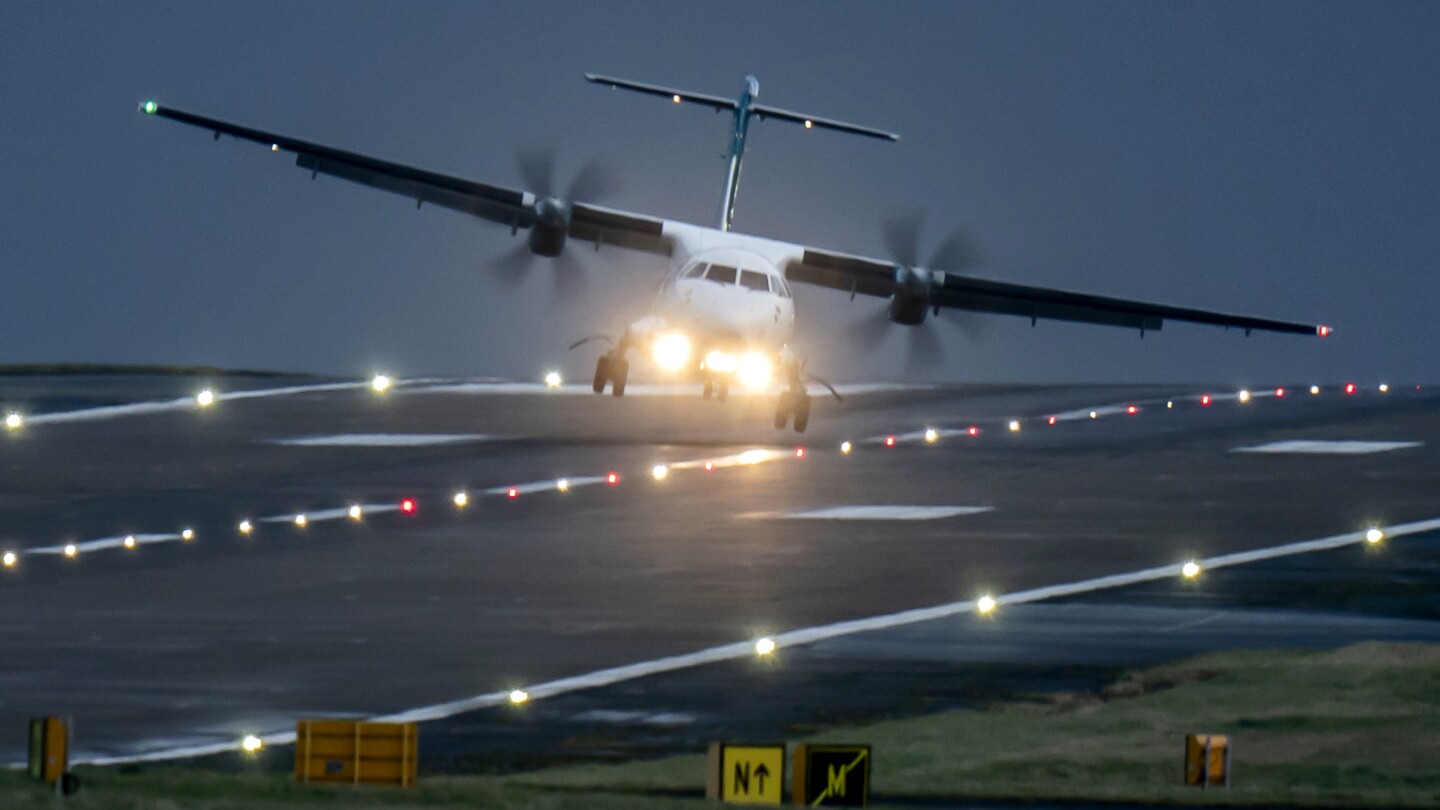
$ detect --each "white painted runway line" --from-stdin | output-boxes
[406,381,930,397]
[1233,440,1423,455]
[64,514,1440,765]
[760,505,992,521]
[20,380,389,427]
[270,433,493,447]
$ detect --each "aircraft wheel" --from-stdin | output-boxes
[717,383,729,403]
[792,394,811,433]
[592,356,610,394]
[610,358,629,397]
[773,392,791,429]
[702,381,713,400]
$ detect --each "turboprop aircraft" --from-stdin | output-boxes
[138,74,1329,432]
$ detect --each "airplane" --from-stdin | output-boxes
[137,74,1329,433]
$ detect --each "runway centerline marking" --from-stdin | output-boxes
[61,514,1440,766]
[1232,440,1423,455]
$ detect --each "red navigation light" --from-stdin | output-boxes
[1317,324,1332,337]
[1126,405,1138,415]
[794,447,805,458]
[606,472,620,485]
[1275,387,1286,398]
[507,487,519,499]
[1345,383,1356,395]
[1201,394,1212,406]
[704,461,714,471]
[400,498,416,514]
[1047,416,1057,425]
[884,435,896,447]
[968,426,979,436]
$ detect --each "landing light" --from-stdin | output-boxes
[976,595,997,615]
[63,543,77,558]
[1182,560,1202,579]
[5,412,22,431]
[123,535,137,549]
[238,520,253,535]
[736,352,773,390]
[453,491,469,508]
[754,637,777,656]
[652,333,692,371]
[1365,527,1385,545]
[543,371,563,388]
[804,119,813,129]
[1237,389,1252,404]
[651,464,669,481]
[348,505,363,521]
[924,428,938,443]
[556,478,570,492]
[371,374,392,393]
[509,689,530,704]
[241,734,263,753]
[672,94,682,104]
[2,551,15,568]
[196,388,216,408]
[703,350,737,374]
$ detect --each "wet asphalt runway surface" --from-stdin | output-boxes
[0,374,1435,766]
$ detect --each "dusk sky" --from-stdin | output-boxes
[2,2,1436,383]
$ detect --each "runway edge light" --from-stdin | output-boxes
[754,637,777,656]
[1365,527,1385,545]
[1182,560,1202,579]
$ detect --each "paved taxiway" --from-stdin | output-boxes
[0,375,1435,764]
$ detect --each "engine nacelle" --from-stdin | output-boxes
[527,197,570,257]
[888,265,931,325]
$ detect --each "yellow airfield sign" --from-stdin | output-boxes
[706,743,784,804]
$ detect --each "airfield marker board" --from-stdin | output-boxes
[706,742,784,804]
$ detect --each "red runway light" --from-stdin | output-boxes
[1201,395,1212,406]
[968,426,979,436]
[1048,416,1057,425]
[507,487,519,499]
[884,436,896,447]
[400,498,416,514]
[1126,405,1138,415]
[1275,387,1286,398]
[704,461,714,471]
[794,447,805,458]
[606,472,620,485]
[1345,383,1356,395]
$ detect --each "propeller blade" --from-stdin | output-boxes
[881,211,924,269]
[514,146,557,197]
[549,251,593,308]
[565,158,617,203]
[904,325,946,376]
[927,229,983,272]
[848,307,893,355]
[489,241,535,289]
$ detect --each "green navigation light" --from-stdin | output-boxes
[143,101,158,114]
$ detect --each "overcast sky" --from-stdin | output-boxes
[2,2,1436,384]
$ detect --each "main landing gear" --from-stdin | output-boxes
[701,379,729,402]
[592,353,629,397]
[774,384,811,433]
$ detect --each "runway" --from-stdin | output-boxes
[0,373,1435,765]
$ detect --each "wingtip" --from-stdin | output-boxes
[138,100,159,115]
[1317,324,1334,338]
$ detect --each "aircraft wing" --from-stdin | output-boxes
[786,248,1328,337]
[138,102,672,256]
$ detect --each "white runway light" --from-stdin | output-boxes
[924,428,939,444]
[1008,420,1021,433]
[976,595,997,614]
[543,370,563,388]
[5,412,22,431]
[1310,385,1321,395]
[1237,389,1252,404]
[2,551,16,568]
[195,389,216,408]
[651,464,669,481]
[293,514,308,528]
[123,535,137,549]
[509,689,530,705]
[1182,560,1202,579]
[1366,527,1385,545]
[371,374,393,393]
[556,478,570,492]
[63,543,77,558]
[1379,383,1390,393]
[181,528,195,541]
[238,520,253,535]
[754,637,777,656]
[348,505,364,521]
[840,441,853,455]
[452,491,469,508]
[241,734,263,753]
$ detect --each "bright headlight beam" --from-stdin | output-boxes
[652,333,692,371]
[736,353,773,390]
[703,350,737,373]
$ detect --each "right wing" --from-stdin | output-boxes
[138,102,672,257]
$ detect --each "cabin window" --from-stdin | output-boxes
[739,269,769,292]
[683,263,708,278]
[704,265,737,284]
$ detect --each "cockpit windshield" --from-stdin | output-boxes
[739,269,769,292]
[704,265,737,284]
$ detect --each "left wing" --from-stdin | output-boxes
[786,247,1329,337]
[137,101,671,257]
